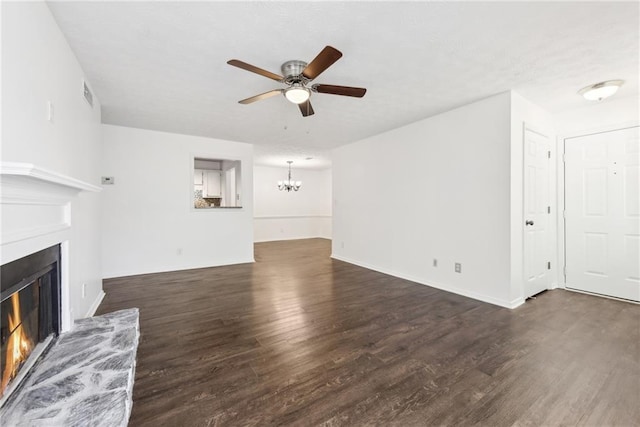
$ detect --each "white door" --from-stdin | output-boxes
[524,128,553,298]
[565,126,640,302]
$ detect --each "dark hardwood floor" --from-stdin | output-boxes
[98,238,640,426]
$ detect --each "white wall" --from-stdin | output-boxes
[254,165,331,242]
[101,124,254,278]
[1,1,103,323]
[332,92,517,307]
[554,96,639,136]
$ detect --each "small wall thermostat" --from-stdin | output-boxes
[101,176,115,185]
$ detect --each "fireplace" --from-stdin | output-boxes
[0,245,60,403]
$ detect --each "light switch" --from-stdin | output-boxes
[47,101,54,122]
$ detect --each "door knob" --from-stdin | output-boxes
[525,220,534,226]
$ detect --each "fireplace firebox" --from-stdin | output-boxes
[0,245,61,402]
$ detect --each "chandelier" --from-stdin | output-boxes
[278,161,302,192]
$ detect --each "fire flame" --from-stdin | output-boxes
[1,292,34,396]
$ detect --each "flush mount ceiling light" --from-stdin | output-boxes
[284,85,310,104]
[578,80,624,101]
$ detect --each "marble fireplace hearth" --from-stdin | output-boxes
[0,308,139,426]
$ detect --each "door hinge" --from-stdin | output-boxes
[563,266,567,276]
[548,151,551,159]
[562,153,566,162]
[562,210,566,218]
[547,261,551,270]
[547,206,551,214]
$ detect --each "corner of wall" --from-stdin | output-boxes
[85,290,106,318]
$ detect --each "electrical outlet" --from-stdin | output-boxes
[433,259,438,267]
[101,176,115,185]
[82,283,86,298]
[177,248,183,255]
[455,263,462,273]
[341,241,345,249]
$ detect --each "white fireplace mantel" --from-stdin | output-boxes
[0,162,101,205]
[1,161,101,253]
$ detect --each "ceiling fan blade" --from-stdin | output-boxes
[227,59,284,82]
[312,84,367,98]
[238,89,283,104]
[302,46,343,80]
[298,100,315,117]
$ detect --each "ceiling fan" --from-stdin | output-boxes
[227,46,367,117]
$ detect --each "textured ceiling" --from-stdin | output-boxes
[47,1,639,169]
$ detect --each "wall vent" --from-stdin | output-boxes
[83,81,93,107]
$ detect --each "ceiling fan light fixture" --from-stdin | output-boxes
[578,80,624,101]
[284,86,310,104]
[228,46,366,117]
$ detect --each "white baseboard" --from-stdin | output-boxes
[254,236,331,243]
[85,290,105,317]
[331,254,523,309]
[102,257,255,280]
